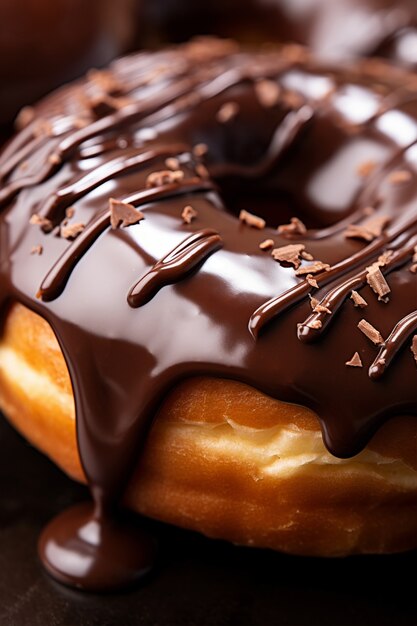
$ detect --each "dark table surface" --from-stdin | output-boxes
[0,414,416,626]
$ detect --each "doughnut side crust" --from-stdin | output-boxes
[0,302,416,557]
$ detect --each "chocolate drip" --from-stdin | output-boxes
[128,229,223,307]
[298,236,417,344]
[1,40,417,591]
[250,217,417,338]
[369,310,417,379]
[39,178,215,302]
[37,144,190,222]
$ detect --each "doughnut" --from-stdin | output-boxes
[0,38,416,590]
[141,0,417,67]
[0,0,135,127]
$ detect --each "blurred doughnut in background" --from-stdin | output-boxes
[140,0,417,67]
[0,0,136,129]
[2,0,417,134]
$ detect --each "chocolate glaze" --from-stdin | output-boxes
[0,38,416,590]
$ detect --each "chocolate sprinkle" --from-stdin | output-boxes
[29,214,53,232]
[295,261,330,276]
[277,216,307,237]
[254,79,281,108]
[271,243,305,268]
[60,222,86,240]
[216,101,239,123]
[366,263,391,301]
[146,169,184,188]
[346,352,363,367]
[239,209,266,230]
[109,198,145,229]
[181,205,198,224]
[259,238,275,250]
[351,290,368,308]
[344,215,390,242]
[306,274,319,288]
[358,319,384,345]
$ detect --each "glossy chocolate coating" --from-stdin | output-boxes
[141,0,417,67]
[0,0,135,127]
[0,39,416,590]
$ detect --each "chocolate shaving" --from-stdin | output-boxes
[301,251,314,261]
[410,263,417,274]
[306,319,322,330]
[29,214,53,232]
[60,222,85,240]
[310,296,319,310]
[357,160,377,177]
[15,105,35,130]
[314,303,332,314]
[216,102,239,123]
[351,290,368,308]
[377,250,394,266]
[358,319,384,345]
[271,243,305,268]
[411,335,417,365]
[239,210,266,230]
[146,169,184,188]
[388,170,412,184]
[30,245,43,256]
[344,215,390,242]
[193,143,208,157]
[366,263,391,301]
[165,157,180,171]
[277,216,307,237]
[195,163,209,179]
[109,198,145,229]
[346,352,363,367]
[66,207,75,219]
[258,239,274,251]
[255,79,281,108]
[181,205,198,224]
[295,261,330,276]
[48,154,62,166]
[306,274,319,288]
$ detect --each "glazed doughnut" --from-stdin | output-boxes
[0,38,416,589]
[141,0,417,67]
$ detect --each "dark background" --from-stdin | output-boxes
[0,415,416,626]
